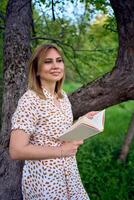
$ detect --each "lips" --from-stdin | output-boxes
[50,72,60,75]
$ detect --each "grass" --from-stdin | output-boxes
[76,101,134,200]
[63,80,82,93]
[63,80,134,200]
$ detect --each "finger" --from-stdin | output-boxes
[72,149,77,155]
[86,112,99,119]
[73,140,83,145]
[85,112,94,119]
[89,111,96,116]
[91,111,99,116]
[63,141,71,144]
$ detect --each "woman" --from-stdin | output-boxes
[9,44,93,200]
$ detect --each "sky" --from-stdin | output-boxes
[34,0,85,22]
[33,0,113,23]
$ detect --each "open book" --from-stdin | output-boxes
[59,110,105,141]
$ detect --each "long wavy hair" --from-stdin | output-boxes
[28,44,65,99]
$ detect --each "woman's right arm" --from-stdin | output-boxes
[9,129,83,160]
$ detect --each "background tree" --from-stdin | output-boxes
[0,0,6,128]
[0,0,32,199]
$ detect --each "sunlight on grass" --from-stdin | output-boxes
[63,80,82,93]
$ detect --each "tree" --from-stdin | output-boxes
[0,0,6,128]
[0,0,134,199]
[0,0,32,199]
[69,0,134,120]
[118,113,134,161]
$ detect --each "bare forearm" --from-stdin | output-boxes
[10,144,61,160]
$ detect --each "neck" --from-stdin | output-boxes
[40,79,56,96]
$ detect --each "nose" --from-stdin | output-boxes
[52,61,59,69]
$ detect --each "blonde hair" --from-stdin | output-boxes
[28,44,65,99]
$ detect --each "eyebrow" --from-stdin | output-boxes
[45,57,62,60]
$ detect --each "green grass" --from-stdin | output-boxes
[76,101,134,200]
[62,80,134,199]
[63,80,82,93]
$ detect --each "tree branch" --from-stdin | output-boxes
[31,36,61,42]
[118,113,134,161]
[52,0,55,21]
[33,0,51,32]
[57,42,85,82]
[31,36,116,52]
[75,48,116,52]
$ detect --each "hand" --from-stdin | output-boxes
[85,111,99,119]
[60,140,83,157]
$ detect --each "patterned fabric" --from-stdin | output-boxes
[11,88,90,200]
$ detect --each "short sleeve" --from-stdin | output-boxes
[11,91,37,135]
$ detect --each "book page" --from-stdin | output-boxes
[72,109,105,131]
[59,109,105,141]
[87,110,105,131]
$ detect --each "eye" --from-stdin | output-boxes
[44,60,52,64]
[57,59,63,63]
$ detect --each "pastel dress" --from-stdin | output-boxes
[11,88,90,200]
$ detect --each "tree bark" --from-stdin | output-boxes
[68,0,134,120]
[68,0,134,161]
[0,0,32,199]
[67,0,134,162]
[118,113,134,161]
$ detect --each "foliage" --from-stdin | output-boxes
[0,0,118,128]
[64,83,134,200]
[74,14,118,83]
[76,100,134,200]
[32,3,118,83]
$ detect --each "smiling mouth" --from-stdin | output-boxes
[50,72,60,75]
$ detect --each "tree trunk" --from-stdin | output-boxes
[118,113,134,161]
[67,0,134,162]
[68,0,134,120]
[0,0,32,199]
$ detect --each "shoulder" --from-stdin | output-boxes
[21,89,38,99]
[17,89,38,107]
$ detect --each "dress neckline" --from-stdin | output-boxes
[42,87,68,119]
[41,87,55,99]
[42,86,64,102]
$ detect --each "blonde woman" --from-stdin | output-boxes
[9,44,91,200]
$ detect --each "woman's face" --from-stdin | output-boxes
[38,48,64,83]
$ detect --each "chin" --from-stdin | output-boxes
[50,74,63,80]
[53,77,62,81]
[47,77,62,82]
